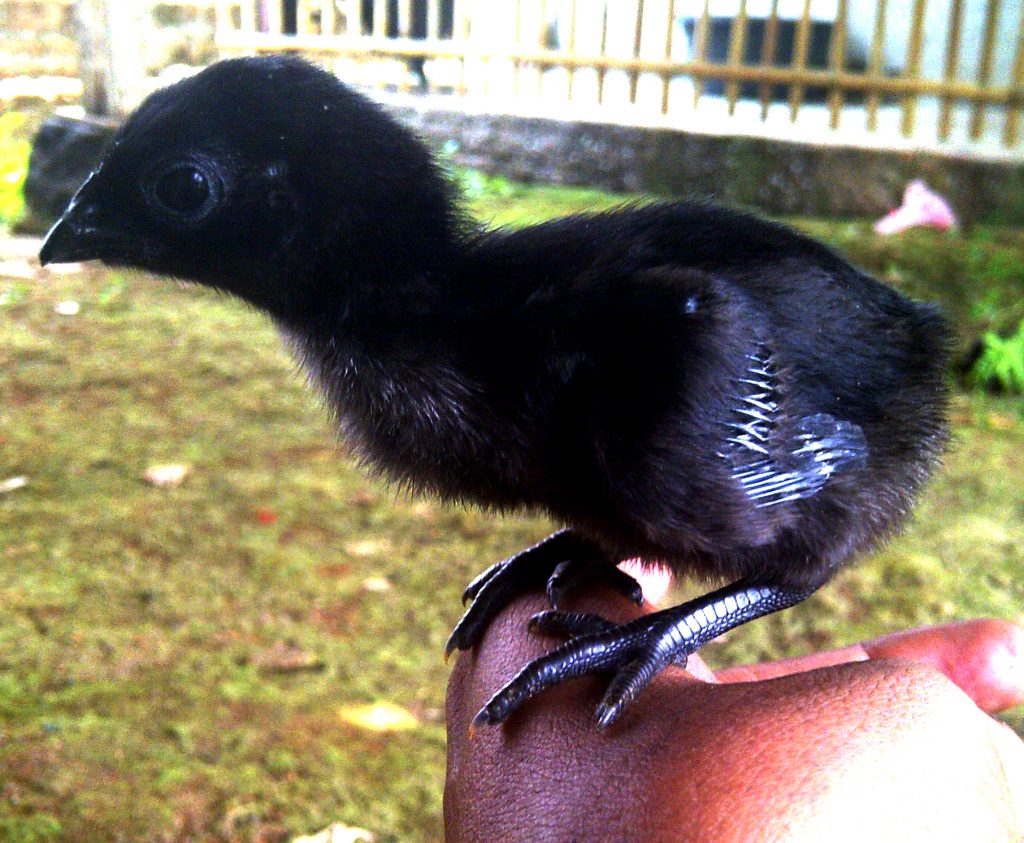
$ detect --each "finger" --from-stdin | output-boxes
[714,619,1024,715]
[862,619,1024,714]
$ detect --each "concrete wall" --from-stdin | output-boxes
[392,100,1024,225]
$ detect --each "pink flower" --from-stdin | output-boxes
[874,180,958,234]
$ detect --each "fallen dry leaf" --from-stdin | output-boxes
[987,413,1016,431]
[253,641,325,675]
[315,563,352,579]
[361,576,392,593]
[142,463,190,487]
[254,507,278,525]
[0,259,35,279]
[0,476,27,494]
[346,489,376,508]
[46,262,85,276]
[293,823,376,843]
[344,538,389,557]
[337,701,419,732]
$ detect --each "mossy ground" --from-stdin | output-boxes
[1,168,1022,841]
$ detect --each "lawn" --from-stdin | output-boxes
[1,166,1023,841]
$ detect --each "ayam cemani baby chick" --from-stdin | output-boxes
[40,56,949,729]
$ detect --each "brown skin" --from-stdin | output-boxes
[446,590,1024,842]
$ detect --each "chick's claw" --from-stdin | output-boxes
[446,529,617,657]
[528,610,618,638]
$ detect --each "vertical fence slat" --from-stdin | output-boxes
[598,2,610,105]
[939,0,964,140]
[426,0,439,38]
[295,0,310,35]
[661,0,675,114]
[400,0,412,37]
[372,0,386,38]
[567,0,578,101]
[215,1,233,34]
[266,0,282,34]
[628,0,646,104]
[400,0,414,91]
[970,0,1002,140]
[866,0,887,131]
[538,0,547,96]
[1003,0,1024,145]
[759,0,780,120]
[691,0,711,106]
[240,0,256,33]
[480,4,490,99]
[900,0,927,138]
[725,0,748,116]
[828,0,848,129]
[321,0,335,35]
[513,0,522,98]
[351,0,364,35]
[788,0,812,123]
[455,0,468,93]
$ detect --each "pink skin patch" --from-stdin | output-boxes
[617,559,672,607]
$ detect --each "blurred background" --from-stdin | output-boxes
[1,1,1023,841]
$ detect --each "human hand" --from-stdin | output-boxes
[445,588,1024,842]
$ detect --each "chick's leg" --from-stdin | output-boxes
[445,530,642,657]
[474,580,817,729]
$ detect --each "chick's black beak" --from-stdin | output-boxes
[39,199,106,266]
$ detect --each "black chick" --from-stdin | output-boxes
[39,56,949,729]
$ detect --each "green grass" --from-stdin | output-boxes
[0,112,31,231]
[1,176,1023,841]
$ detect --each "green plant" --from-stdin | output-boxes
[0,111,31,229]
[970,319,1024,393]
[454,167,517,201]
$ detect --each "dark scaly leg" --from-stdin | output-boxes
[473,580,817,729]
[529,610,691,667]
[445,529,643,658]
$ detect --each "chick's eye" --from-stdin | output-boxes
[157,166,208,212]
[149,159,222,220]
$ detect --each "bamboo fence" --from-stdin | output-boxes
[3,0,1023,154]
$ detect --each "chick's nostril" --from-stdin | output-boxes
[78,203,100,226]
